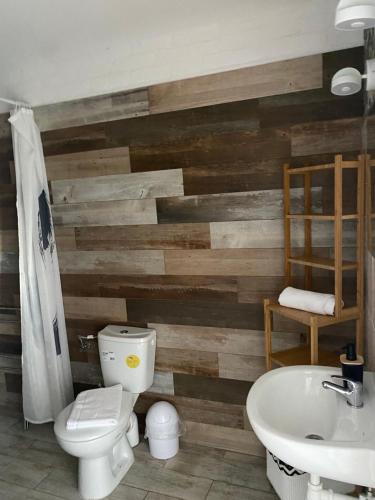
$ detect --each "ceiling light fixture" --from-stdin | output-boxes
[335,0,375,30]
[331,59,375,95]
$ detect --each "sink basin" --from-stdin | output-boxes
[247,365,375,488]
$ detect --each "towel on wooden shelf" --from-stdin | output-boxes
[278,286,341,316]
[66,384,123,430]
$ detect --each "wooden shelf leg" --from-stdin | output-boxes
[264,299,272,371]
[283,164,292,287]
[356,155,365,358]
[334,155,343,318]
[356,316,364,357]
[304,172,313,290]
[310,318,319,365]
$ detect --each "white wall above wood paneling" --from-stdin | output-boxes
[0,0,362,113]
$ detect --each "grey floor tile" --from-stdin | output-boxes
[109,484,149,500]
[207,481,278,500]
[20,439,77,471]
[0,478,63,500]
[166,444,272,492]
[0,452,15,468]
[0,431,34,457]
[0,414,22,432]
[123,462,212,500]
[146,493,181,500]
[0,457,52,488]
[35,468,82,500]
[9,420,56,443]
[37,466,149,500]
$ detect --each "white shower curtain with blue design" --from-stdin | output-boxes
[9,108,73,423]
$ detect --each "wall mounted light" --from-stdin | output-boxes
[335,0,375,30]
[331,58,375,95]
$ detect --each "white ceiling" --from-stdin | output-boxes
[0,0,363,112]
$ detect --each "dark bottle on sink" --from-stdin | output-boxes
[340,343,364,384]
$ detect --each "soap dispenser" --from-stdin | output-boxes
[340,343,364,383]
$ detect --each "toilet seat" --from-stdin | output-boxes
[55,391,134,443]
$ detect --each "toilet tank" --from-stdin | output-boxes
[98,325,156,393]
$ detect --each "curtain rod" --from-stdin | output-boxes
[0,97,31,108]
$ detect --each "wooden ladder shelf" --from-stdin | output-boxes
[264,154,365,369]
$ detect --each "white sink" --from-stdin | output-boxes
[247,365,375,488]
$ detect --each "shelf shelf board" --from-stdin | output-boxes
[288,164,334,175]
[288,255,357,271]
[267,303,360,327]
[287,214,358,221]
[288,160,358,175]
[270,345,340,368]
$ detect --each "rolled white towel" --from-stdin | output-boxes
[66,384,123,430]
[278,287,341,316]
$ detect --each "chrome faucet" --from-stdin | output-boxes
[322,375,363,408]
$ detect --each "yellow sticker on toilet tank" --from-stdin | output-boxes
[126,355,140,368]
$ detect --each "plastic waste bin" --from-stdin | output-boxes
[145,401,181,459]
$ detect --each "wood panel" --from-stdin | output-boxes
[164,249,285,276]
[210,219,357,249]
[149,54,322,114]
[157,187,315,224]
[107,99,259,149]
[136,393,245,430]
[0,334,21,355]
[181,421,264,456]
[63,296,127,322]
[0,274,19,307]
[148,323,301,356]
[147,371,175,395]
[130,128,290,173]
[42,123,107,157]
[54,227,76,250]
[218,353,266,382]
[127,300,263,330]
[182,159,285,196]
[52,168,184,204]
[0,207,17,230]
[59,250,165,275]
[260,90,363,129]
[61,274,238,303]
[52,199,158,226]
[238,276,356,304]
[156,348,219,377]
[75,223,210,250]
[291,117,362,156]
[173,373,252,405]
[0,322,20,337]
[0,230,18,252]
[44,146,131,181]
[35,89,149,131]
[0,253,18,273]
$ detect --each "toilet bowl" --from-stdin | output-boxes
[54,391,138,500]
[54,325,156,500]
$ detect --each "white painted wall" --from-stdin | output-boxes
[0,0,362,112]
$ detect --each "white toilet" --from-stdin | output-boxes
[54,325,156,500]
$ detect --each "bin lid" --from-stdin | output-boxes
[99,325,155,343]
[145,402,181,440]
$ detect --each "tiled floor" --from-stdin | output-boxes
[0,398,277,500]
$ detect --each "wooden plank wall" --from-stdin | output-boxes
[0,46,365,454]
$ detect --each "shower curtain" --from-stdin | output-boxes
[9,108,74,423]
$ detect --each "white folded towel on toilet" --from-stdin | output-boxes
[66,384,123,430]
[278,287,340,316]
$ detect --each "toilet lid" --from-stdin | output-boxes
[54,391,134,443]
